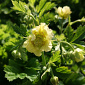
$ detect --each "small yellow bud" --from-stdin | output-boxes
[50,76,59,85]
[57,6,72,19]
[74,48,84,62]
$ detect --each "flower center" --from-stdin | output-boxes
[31,35,46,47]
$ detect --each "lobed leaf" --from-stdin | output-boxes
[64,25,74,42]
[65,73,85,85]
[29,0,36,5]
[40,12,54,24]
[55,66,72,79]
[4,59,40,82]
[17,73,27,79]
[12,0,27,13]
[26,58,41,70]
[13,24,27,36]
[71,25,85,43]
[39,2,56,17]
[25,68,39,82]
[5,72,17,81]
[49,51,61,64]
[56,66,71,74]
[36,0,46,13]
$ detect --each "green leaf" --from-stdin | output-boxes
[9,59,21,69]
[71,25,85,43]
[17,73,27,79]
[10,39,25,51]
[4,65,20,73]
[21,80,33,85]
[56,34,65,41]
[24,58,41,81]
[13,24,27,36]
[39,2,56,17]
[29,0,36,5]
[25,68,39,82]
[72,43,85,50]
[64,25,74,42]
[27,58,41,70]
[36,0,46,13]
[5,72,17,81]
[12,0,27,13]
[33,76,42,85]
[56,66,71,74]
[65,73,85,85]
[4,65,21,81]
[20,24,27,36]
[49,51,61,64]
[40,12,54,24]
[4,59,40,82]
[55,66,72,79]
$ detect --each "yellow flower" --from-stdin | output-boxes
[74,48,84,62]
[23,23,53,56]
[57,6,72,19]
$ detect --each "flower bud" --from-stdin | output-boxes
[50,76,58,85]
[80,17,85,22]
[57,6,72,19]
[24,15,33,24]
[74,48,84,62]
[12,50,21,58]
[42,66,47,71]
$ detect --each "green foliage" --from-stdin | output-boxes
[29,0,36,5]
[0,21,20,54]
[71,25,85,43]
[55,66,72,79]
[36,0,47,13]
[13,24,27,36]
[64,25,85,43]
[40,12,55,24]
[56,66,71,74]
[12,0,27,13]
[4,59,41,82]
[39,2,56,17]
[65,73,85,85]
[49,51,61,64]
[64,25,74,42]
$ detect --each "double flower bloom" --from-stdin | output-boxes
[23,23,53,56]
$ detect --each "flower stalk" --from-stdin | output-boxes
[42,52,46,66]
[69,17,85,25]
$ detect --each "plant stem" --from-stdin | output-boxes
[51,67,54,78]
[69,19,82,26]
[29,14,39,26]
[60,41,74,51]
[60,42,64,64]
[60,19,64,34]
[42,52,46,66]
[69,15,71,24]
